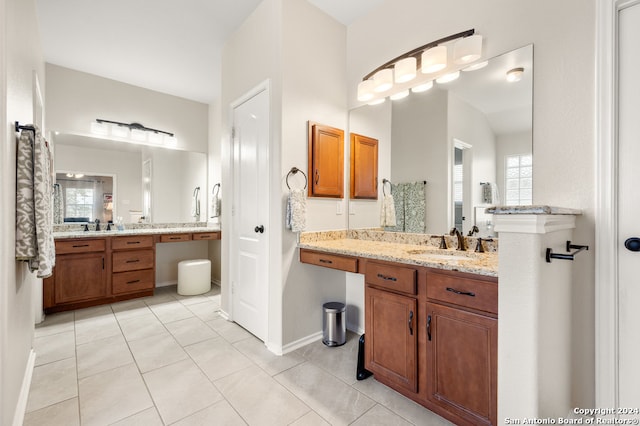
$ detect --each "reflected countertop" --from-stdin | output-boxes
[53,223,221,240]
[299,230,498,278]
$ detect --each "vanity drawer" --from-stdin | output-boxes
[112,249,155,272]
[112,269,155,294]
[365,262,417,295]
[111,235,154,250]
[160,233,192,243]
[427,270,498,314]
[192,232,220,240]
[300,249,358,273]
[55,239,106,255]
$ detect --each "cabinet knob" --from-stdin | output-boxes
[254,225,265,234]
[625,237,640,252]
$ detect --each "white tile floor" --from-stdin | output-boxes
[25,285,453,426]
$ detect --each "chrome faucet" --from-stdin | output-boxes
[449,227,466,251]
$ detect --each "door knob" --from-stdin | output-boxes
[625,237,640,252]
[254,225,265,233]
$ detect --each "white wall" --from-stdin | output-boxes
[55,143,143,221]
[222,0,348,350]
[1,0,45,423]
[347,0,596,408]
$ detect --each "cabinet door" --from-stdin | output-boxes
[426,302,497,426]
[350,133,378,199]
[365,285,417,392]
[54,252,107,304]
[308,122,344,198]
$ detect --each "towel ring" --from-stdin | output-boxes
[382,178,392,196]
[286,167,308,190]
[212,183,220,197]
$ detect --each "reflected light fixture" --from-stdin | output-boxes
[462,60,489,72]
[506,67,525,82]
[91,119,177,147]
[390,90,409,101]
[357,29,481,104]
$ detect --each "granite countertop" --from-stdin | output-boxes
[53,225,221,240]
[299,238,498,277]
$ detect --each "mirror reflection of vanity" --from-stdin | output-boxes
[348,44,533,237]
[53,133,207,224]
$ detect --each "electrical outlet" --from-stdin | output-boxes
[336,201,343,215]
[349,201,356,215]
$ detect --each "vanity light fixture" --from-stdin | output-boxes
[357,29,482,104]
[368,98,386,106]
[91,119,177,147]
[389,90,409,101]
[462,60,489,72]
[506,67,525,82]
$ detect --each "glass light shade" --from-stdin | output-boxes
[453,35,483,64]
[147,132,164,144]
[357,79,375,102]
[394,57,417,83]
[435,71,460,84]
[110,124,130,139]
[390,90,410,100]
[506,67,524,82]
[462,60,489,72]
[411,80,434,93]
[368,98,386,106]
[66,173,74,177]
[130,128,147,142]
[373,68,393,93]
[163,135,178,147]
[74,174,84,178]
[421,46,447,74]
[90,121,108,135]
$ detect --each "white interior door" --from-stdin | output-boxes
[231,84,269,342]
[618,1,640,409]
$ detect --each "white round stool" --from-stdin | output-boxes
[177,259,211,295]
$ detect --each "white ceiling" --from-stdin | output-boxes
[35,0,380,104]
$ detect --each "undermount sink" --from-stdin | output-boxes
[405,249,473,262]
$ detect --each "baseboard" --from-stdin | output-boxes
[155,280,178,288]
[13,349,36,426]
[347,322,364,336]
[218,309,230,320]
[280,331,323,355]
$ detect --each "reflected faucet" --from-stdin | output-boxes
[449,227,466,251]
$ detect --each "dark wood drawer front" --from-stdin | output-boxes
[160,233,192,243]
[300,249,358,273]
[365,262,417,295]
[112,269,155,294]
[112,235,154,250]
[192,232,221,240]
[113,249,155,272]
[56,239,106,255]
[427,271,498,314]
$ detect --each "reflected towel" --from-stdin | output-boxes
[380,194,397,227]
[403,182,426,233]
[15,125,55,278]
[286,189,306,232]
[210,192,221,218]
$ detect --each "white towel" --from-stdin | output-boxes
[286,189,306,232]
[380,194,397,227]
[15,125,55,278]
[210,192,221,218]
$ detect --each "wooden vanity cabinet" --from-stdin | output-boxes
[308,121,344,198]
[44,238,108,310]
[350,133,378,199]
[111,235,155,295]
[364,261,418,393]
[425,270,498,426]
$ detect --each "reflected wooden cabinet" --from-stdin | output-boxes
[350,133,378,199]
[308,121,344,198]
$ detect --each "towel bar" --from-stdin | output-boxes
[286,167,308,190]
[546,240,589,263]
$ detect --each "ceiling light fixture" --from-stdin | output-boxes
[506,67,525,82]
[357,29,482,104]
[90,119,177,147]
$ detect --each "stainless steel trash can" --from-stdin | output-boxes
[323,302,346,346]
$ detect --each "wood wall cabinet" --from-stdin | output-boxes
[364,261,418,393]
[308,121,344,198]
[350,133,378,199]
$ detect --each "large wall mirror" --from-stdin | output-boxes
[348,44,533,237]
[53,134,207,224]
